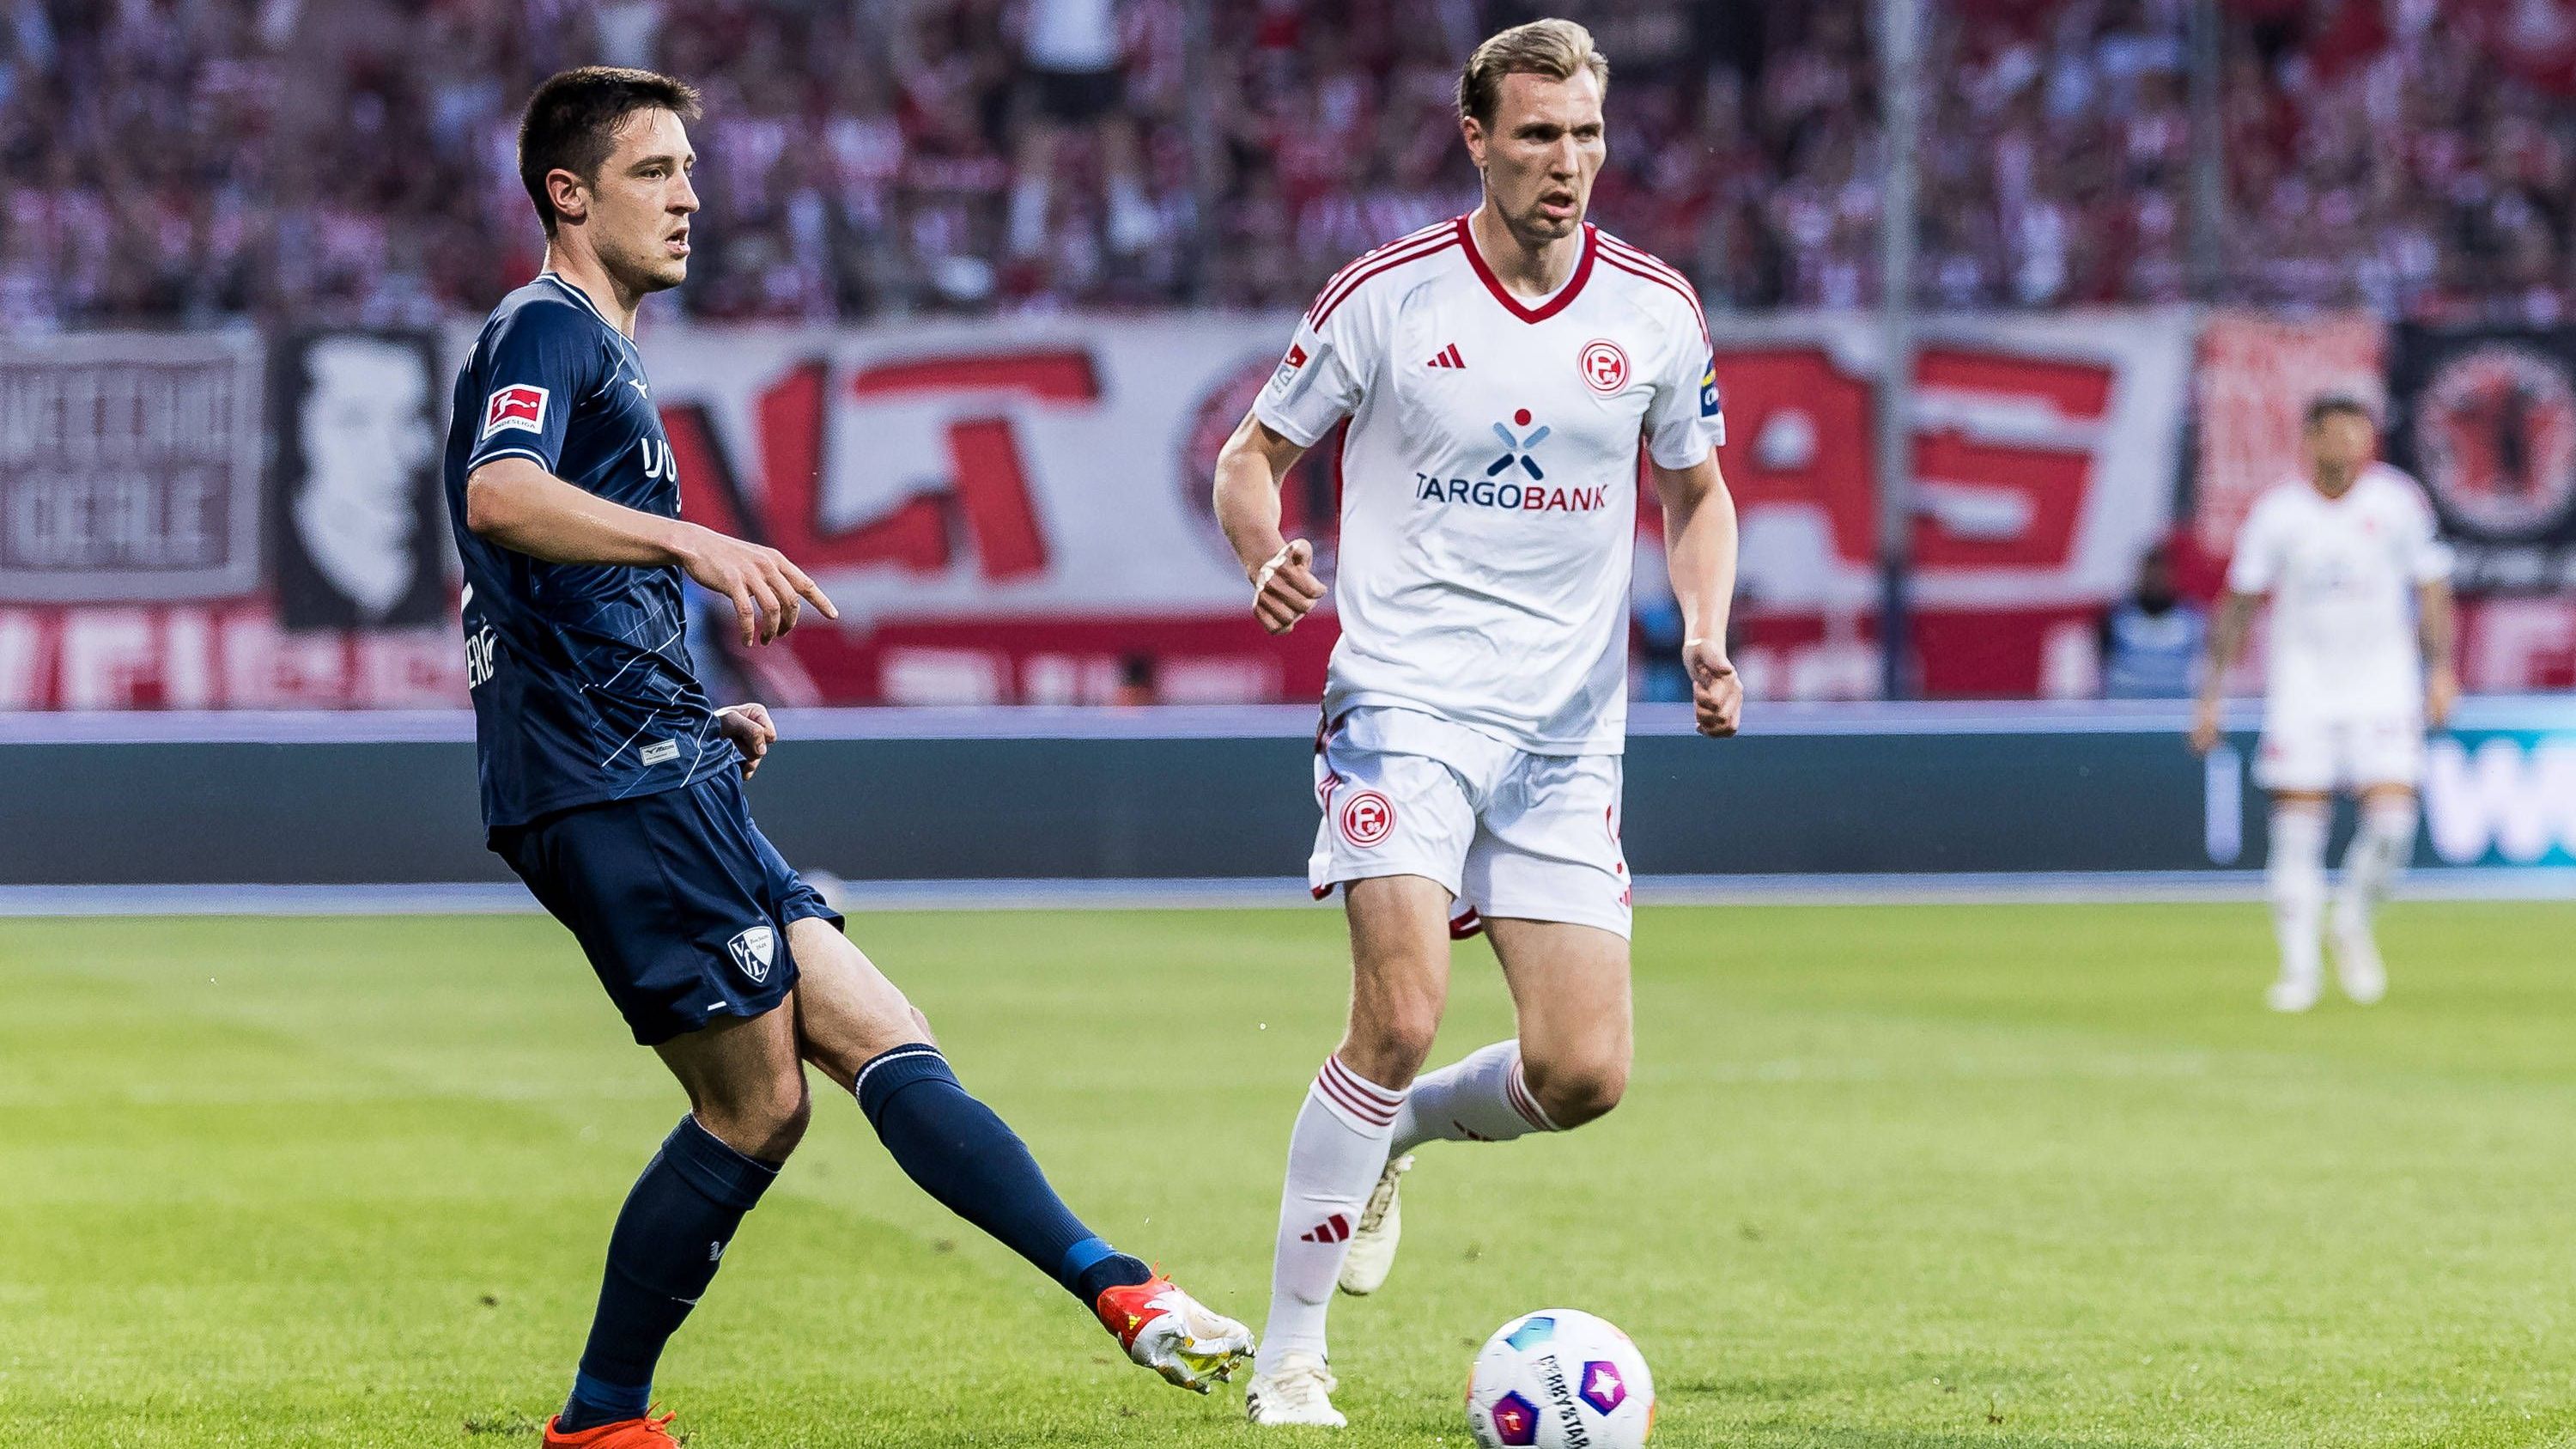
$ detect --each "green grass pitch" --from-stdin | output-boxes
[7,901,2576,1447]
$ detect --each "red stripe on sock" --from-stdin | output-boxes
[1315,1067,1395,1126]
[1319,1056,1401,1123]
[1326,1055,1402,1105]
[1504,1066,1551,1131]
[1322,1056,1403,1111]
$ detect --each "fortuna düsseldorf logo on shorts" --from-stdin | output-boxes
[1580,339,1629,394]
[1340,789,1394,847]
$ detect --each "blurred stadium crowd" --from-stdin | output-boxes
[9,0,2576,328]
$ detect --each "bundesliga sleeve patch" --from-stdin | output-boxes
[1267,343,1309,395]
[481,383,550,440]
[1699,354,1722,418]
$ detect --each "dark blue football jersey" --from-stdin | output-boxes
[443,272,736,831]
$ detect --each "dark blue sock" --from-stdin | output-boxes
[558,1116,779,1432]
[854,1044,1150,1304]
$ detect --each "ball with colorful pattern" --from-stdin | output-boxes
[1466,1308,1656,1448]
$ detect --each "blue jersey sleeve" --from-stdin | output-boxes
[465,298,605,477]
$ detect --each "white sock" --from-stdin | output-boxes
[1389,1040,1558,1155]
[2268,803,2329,986]
[2336,796,2417,936]
[1107,175,1157,253]
[1256,1055,1401,1375]
[1007,174,1049,258]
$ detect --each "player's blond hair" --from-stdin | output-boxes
[1455,19,1610,128]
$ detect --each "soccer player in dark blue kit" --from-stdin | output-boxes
[444,68,1252,1449]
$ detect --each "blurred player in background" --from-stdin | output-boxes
[1007,0,1157,259]
[2192,396,2457,1013]
[1211,19,1738,1428]
[447,68,1247,1449]
[2098,540,2205,699]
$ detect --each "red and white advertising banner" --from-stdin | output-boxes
[629,316,1337,705]
[2460,595,2576,691]
[2192,310,2386,557]
[1715,307,2196,697]
[1,308,2195,708]
[623,308,2195,704]
[0,604,459,709]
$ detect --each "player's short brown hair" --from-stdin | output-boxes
[1456,19,1610,128]
[2304,393,2375,431]
[518,67,702,237]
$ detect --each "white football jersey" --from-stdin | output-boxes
[2226,463,2451,718]
[1253,216,1724,754]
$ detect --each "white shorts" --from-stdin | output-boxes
[1309,705,1631,939]
[2254,709,2425,794]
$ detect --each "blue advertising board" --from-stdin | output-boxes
[6,699,2569,886]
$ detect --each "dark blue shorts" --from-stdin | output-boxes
[492,770,843,1046]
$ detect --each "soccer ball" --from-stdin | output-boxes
[1466,1308,1656,1448]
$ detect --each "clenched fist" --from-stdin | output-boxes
[1685,637,1743,738]
[1252,539,1326,634]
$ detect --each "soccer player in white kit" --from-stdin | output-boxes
[2191,396,2458,1013]
[1208,19,1741,1427]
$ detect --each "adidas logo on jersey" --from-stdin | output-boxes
[1425,343,1466,369]
[1299,1214,1353,1244]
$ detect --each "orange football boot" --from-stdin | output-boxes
[541,1409,680,1447]
[1094,1271,1255,1392]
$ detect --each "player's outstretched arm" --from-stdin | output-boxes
[2191,591,2258,754]
[1650,452,1742,738]
[465,456,836,647]
[1212,413,1327,634]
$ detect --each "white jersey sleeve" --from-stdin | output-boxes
[1252,293,1378,447]
[1640,300,1723,468]
[2225,495,2287,595]
[2393,479,2454,584]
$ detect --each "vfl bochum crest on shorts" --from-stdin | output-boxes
[726,925,776,984]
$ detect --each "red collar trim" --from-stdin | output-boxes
[1455,216,1595,323]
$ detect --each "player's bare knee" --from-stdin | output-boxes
[1523,1053,1626,1129]
[1340,1011,1437,1089]
[699,1068,811,1161]
[750,1077,812,1160]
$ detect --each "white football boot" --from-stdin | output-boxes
[1094,1273,1254,1392]
[2265,971,2323,1014]
[1336,1154,1412,1296]
[2330,914,2388,1005]
[1245,1351,1346,1428]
